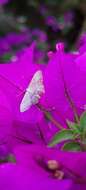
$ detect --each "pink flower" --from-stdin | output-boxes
[0,163,72,190]
[0,0,8,5]
[40,43,86,128]
[13,144,86,189]
[0,88,13,158]
[14,144,86,176]
[6,32,31,47]
[0,145,73,190]
[0,43,45,148]
[0,42,41,123]
[0,144,86,189]
[0,42,86,147]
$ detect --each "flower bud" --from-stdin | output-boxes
[54,170,64,180]
[47,159,60,171]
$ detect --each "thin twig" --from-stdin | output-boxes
[37,103,63,130]
[36,123,47,145]
[58,52,80,124]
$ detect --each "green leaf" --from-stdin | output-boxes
[66,120,80,133]
[44,111,52,121]
[2,53,12,61]
[37,42,47,51]
[80,112,86,143]
[80,111,86,131]
[48,129,74,147]
[62,141,81,151]
[7,154,16,163]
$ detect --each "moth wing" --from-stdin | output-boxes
[27,70,45,94]
[20,70,45,112]
[20,91,32,112]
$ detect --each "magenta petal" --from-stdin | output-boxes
[13,145,86,189]
[41,51,77,124]
[0,163,72,190]
[0,43,42,124]
[14,145,86,177]
[0,89,12,142]
[70,53,86,110]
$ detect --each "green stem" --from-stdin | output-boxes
[36,123,47,145]
[37,103,63,130]
[58,52,80,124]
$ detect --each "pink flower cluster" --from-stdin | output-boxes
[0,37,86,189]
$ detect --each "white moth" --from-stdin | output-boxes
[20,70,45,112]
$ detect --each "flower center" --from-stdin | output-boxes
[35,155,64,180]
[47,159,59,170]
[47,159,64,179]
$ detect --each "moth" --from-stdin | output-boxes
[20,70,45,112]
